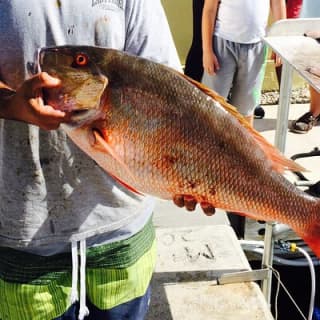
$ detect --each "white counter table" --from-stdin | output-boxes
[261,17,320,302]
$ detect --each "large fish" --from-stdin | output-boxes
[38,46,320,257]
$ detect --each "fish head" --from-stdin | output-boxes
[38,46,109,125]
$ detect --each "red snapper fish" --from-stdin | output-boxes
[38,46,320,257]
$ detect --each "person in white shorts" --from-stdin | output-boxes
[201,0,286,238]
[202,0,286,125]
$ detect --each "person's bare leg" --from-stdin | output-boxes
[290,85,320,133]
[309,85,320,117]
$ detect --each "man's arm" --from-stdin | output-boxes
[124,0,181,71]
[0,72,69,130]
[202,0,220,75]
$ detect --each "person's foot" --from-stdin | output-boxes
[254,105,265,119]
[305,180,320,198]
[290,112,320,133]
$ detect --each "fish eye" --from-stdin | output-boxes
[74,53,89,66]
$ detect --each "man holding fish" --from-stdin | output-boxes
[2,1,320,320]
[0,1,188,319]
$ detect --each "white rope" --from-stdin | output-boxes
[70,241,79,304]
[297,247,316,320]
[78,239,89,320]
[269,265,307,320]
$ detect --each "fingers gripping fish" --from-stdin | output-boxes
[38,46,320,257]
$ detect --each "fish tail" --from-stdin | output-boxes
[296,200,320,258]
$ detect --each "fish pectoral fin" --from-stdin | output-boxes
[178,72,306,174]
[92,129,143,196]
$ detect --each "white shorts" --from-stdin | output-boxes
[202,35,267,116]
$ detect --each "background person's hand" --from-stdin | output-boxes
[2,72,70,130]
[271,51,282,68]
[203,50,220,75]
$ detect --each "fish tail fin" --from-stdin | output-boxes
[296,200,320,258]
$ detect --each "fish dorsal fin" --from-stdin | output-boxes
[92,129,144,195]
[178,72,305,173]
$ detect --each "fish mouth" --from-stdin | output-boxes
[68,108,104,127]
[70,109,92,120]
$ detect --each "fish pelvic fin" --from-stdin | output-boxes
[297,200,320,258]
[178,72,306,174]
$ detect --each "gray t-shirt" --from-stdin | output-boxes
[0,0,181,254]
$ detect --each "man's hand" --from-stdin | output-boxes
[0,72,70,130]
[173,194,216,216]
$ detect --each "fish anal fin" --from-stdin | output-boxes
[226,210,258,220]
[177,72,306,174]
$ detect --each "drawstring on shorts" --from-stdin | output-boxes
[71,240,89,320]
[70,242,79,304]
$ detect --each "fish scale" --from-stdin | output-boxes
[39,45,320,257]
